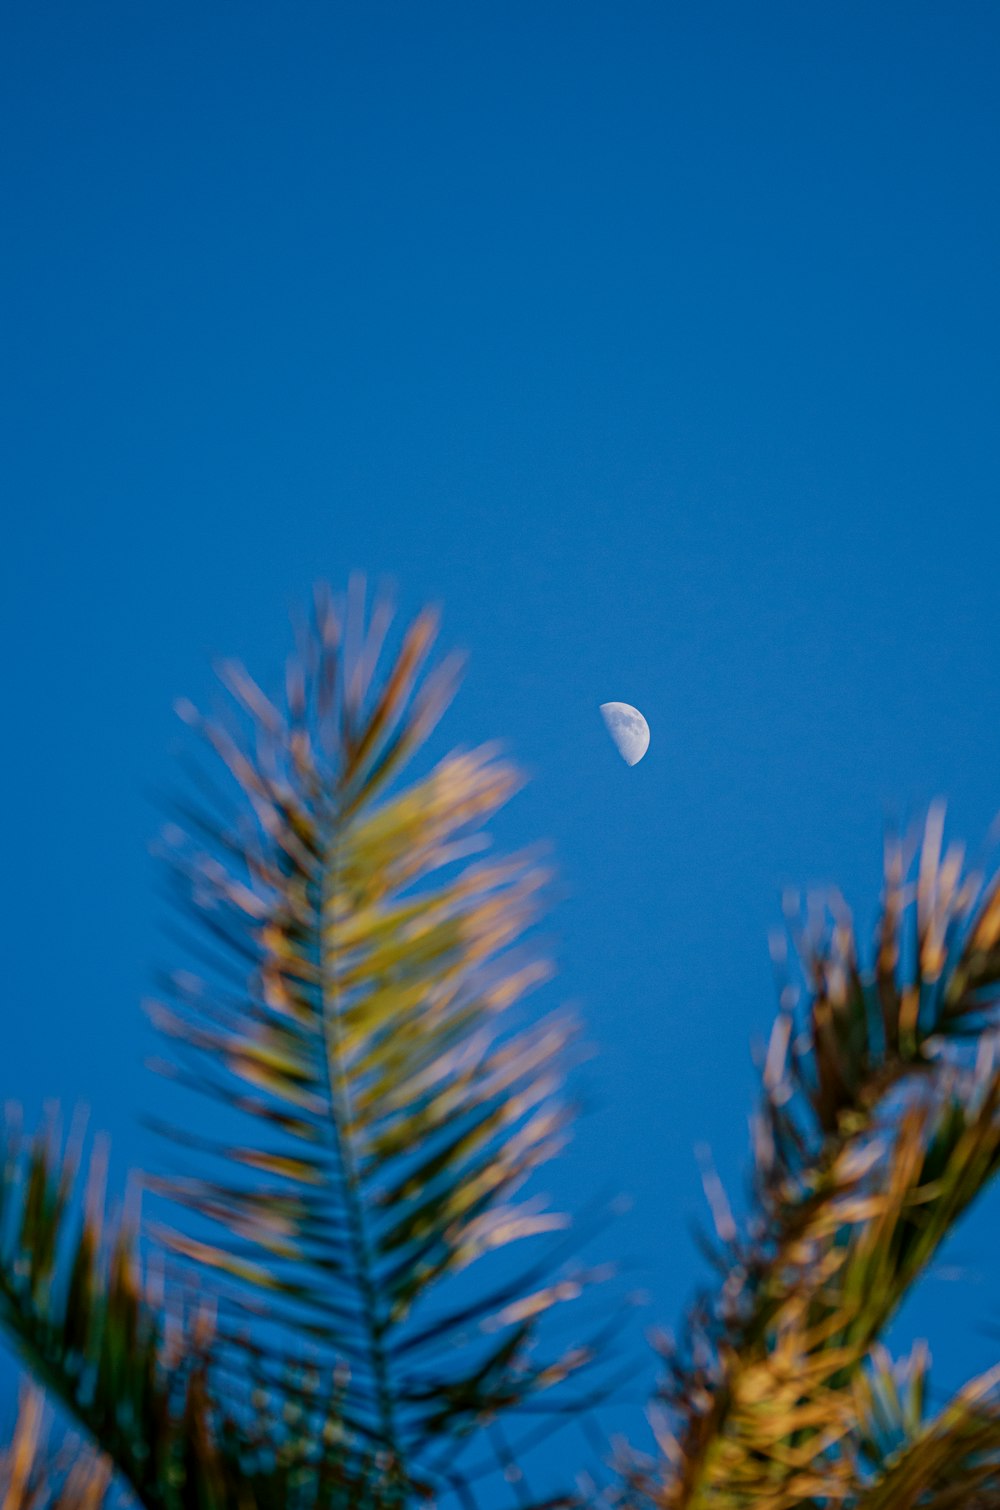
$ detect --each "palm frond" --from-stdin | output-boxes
[0,1109,398,1510]
[0,1381,112,1510]
[146,581,594,1502]
[620,810,1000,1509]
[851,1346,1000,1508]
[0,1108,233,1508]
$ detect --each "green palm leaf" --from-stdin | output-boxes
[145,581,594,1502]
[0,1111,175,1505]
[852,1346,1000,1509]
[0,1110,226,1507]
[0,1109,435,1509]
[620,810,1000,1510]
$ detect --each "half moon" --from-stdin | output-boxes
[599,702,650,766]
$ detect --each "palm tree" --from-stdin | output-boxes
[2,581,1000,1508]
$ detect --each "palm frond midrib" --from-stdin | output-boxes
[310,802,403,1467]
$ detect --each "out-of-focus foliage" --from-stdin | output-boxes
[145,580,596,1501]
[617,808,1000,1509]
[0,1113,208,1507]
[0,1382,111,1509]
[0,1109,388,1508]
[0,582,595,1509]
[3,582,1000,1509]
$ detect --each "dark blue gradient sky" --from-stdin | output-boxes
[3,3,1000,1499]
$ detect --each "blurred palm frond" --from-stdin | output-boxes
[0,1096,524,1508]
[620,809,1000,1509]
[851,1345,1000,1509]
[0,1110,188,1507]
[0,1109,383,1509]
[143,581,595,1503]
[0,1381,112,1510]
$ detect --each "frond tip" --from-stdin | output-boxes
[147,580,593,1499]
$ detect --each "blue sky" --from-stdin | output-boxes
[3,0,1000,1498]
